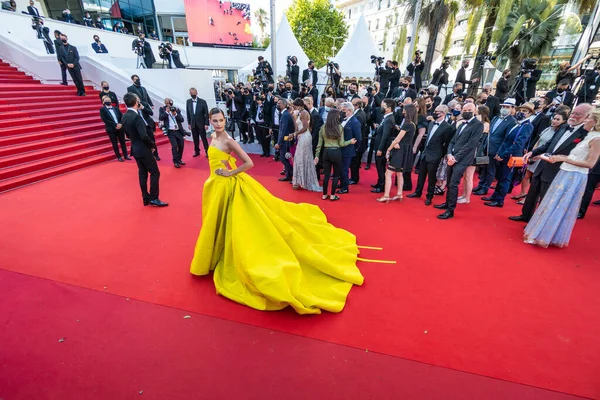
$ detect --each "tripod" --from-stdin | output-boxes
[136,53,146,69]
[508,73,528,104]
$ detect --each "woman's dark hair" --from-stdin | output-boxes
[478,105,490,123]
[293,98,308,112]
[415,97,427,117]
[324,109,341,140]
[554,110,569,123]
[403,103,418,126]
[209,107,225,118]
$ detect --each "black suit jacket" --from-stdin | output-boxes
[27,5,41,16]
[530,112,551,150]
[485,95,500,118]
[354,108,368,152]
[388,68,400,94]
[495,77,509,100]
[545,89,576,109]
[99,106,122,134]
[99,90,118,106]
[443,93,460,105]
[127,84,153,108]
[422,120,455,163]
[302,68,318,85]
[532,125,589,183]
[310,108,324,151]
[406,62,424,89]
[53,39,63,60]
[58,44,81,70]
[159,107,185,133]
[431,67,449,87]
[376,114,396,152]
[391,87,417,101]
[122,109,153,157]
[448,119,484,165]
[186,97,209,129]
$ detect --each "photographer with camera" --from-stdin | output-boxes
[159,98,188,168]
[512,58,542,105]
[431,58,450,92]
[576,63,600,104]
[225,87,245,141]
[406,50,425,91]
[545,79,576,113]
[253,56,274,87]
[132,33,156,69]
[286,56,300,92]
[158,42,186,69]
[326,61,342,94]
[302,61,318,87]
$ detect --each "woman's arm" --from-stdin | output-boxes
[338,126,357,147]
[550,138,600,168]
[388,129,407,152]
[413,125,426,153]
[483,121,490,134]
[295,110,309,136]
[217,138,254,177]
[315,127,325,162]
[568,55,591,73]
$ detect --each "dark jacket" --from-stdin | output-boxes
[57,44,81,70]
[277,110,294,147]
[406,61,424,90]
[310,108,324,151]
[121,109,154,157]
[496,120,533,160]
[341,115,361,158]
[186,97,209,129]
[376,114,396,153]
[532,125,589,183]
[488,115,517,156]
[431,67,449,87]
[159,106,185,133]
[484,95,500,118]
[447,118,484,165]
[99,106,122,135]
[99,90,119,106]
[495,77,509,101]
[92,42,108,53]
[421,120,455,163]
[302,68,318,86]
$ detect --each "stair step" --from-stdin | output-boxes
[0,104,101,119]
[0,74,34,79]
[0,136,117,168]
[0,123,106,145]
[0,70,29,76]
[0,95,101,106]
[1,99,102,111]
[0,130,107,156]
[0,116,102,136]
[0,84,96,93]
[0,111,99,129]
[0,78,39,84]
[0,139,169,193]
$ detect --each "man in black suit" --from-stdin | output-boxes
[545,79,576,110]
[275,99,294,181]
[52,30,67,86]
[513,68,542,105]
[338,102,362,193]
[27,0,41,16]
[495,69,511,101]
[281,81,298,102]
[406,51,424,91]
[57,34,85,96]
[127,75,159,160]
[480,83,500,117]
[443,83,463,105]
[366,83,384,170]
[435,103,484,219]
[392,76,417,101]
[350,97,368,184]
[121,93,167,207]
[576,66,600,105]
[305,97,323,165]
[455,59,479,92]
[388,61,401,97]
[431,59,450,91]
[509,103,592,222]
[159,98,187,168]
[186,87,209,157]
[302,61,318,87]
[377,60,393,97]
[225,88,244,141]
[286,56,300,91]
[98,81,118,106]
[372,99,396,193]
[408,105,455,205]
[100,95,129,161]
[528,98,551,150]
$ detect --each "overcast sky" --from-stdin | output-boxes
[249,0,294,27]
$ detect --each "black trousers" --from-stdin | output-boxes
[107,130,127,158]
[59,62,67,84]
[168,130,184,163]
[366,136,376,167]
[255,124,270,155]
[414,158,440,199]
[134,150,160,201]
[375,154,386,188]
[191,126,208,154]
[67,67,85,94]
[322,148,342,195]
[403,170,413,191]
[146,125,159,158]
[445,162,469,212]
[521,173,552,220]
[579,173,600,217]
[350,150,364,182]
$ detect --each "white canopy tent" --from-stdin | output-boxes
[238,15,310,81]
[318,15,378,80]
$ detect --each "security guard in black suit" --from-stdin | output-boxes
[57,34,85,95]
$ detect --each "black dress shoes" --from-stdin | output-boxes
[508,215,529,222]
[364,165,371,170]
[593,200,600,205]
[174,163,181,168]
[349,180,358,185]
[424,198,432,206]
[193,152,200,157]
[437,210,454,219]
[150,199,168,207]
[406,192,421,198]
[155,156,161,161]
[577,212,584,219]
[434,202,448,209]
[484,201,503,208]
[143,198,150,206]
[481,196,494,201]
[179,160,186,166]
[473,189,487,195]
[371,187,383,193]
[117,157,124,162]
[336,189,349,194]
[125,155,132,160]
[279,177,291,182]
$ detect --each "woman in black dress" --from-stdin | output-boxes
[377,103,418,202]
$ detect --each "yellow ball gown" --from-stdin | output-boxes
[190,146,365,315]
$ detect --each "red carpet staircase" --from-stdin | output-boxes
[0,59,168,193]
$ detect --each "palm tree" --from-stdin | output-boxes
[402,0,460,79]
[495,0,565,87]
[254,8,269,41]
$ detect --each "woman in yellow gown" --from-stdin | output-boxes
[190,108,365,315]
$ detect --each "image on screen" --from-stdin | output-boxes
[184,0,253,46]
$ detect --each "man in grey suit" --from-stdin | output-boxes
[435,103,484,219]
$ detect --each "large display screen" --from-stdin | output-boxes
[184,0,253,46]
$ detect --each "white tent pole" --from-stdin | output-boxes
[270,0,277,79]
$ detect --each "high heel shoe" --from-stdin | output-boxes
[376,196,390,203]
[390,195,403,201]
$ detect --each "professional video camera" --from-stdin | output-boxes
[133,39,145,55]
[520,58,538,74]
[158,42,170,59]
[371,55,385,64]
[475,53,496,66]
[254,60,272,85]
[286,55,295,65]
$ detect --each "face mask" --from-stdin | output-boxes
[349,89,356,94]
[104,102,111,106]
[462,111,474,120]
[94,38,99,42]
[401,83,408,88]
[515,111,526,121]
[557,88,565,94]
[426,103,432,109]
[500,108,510,117]
[428,91,435,96]
[191,94,197,99]
[451,109,461,117]
[61,39,67,43]
[134,79,141,86]
[169,101,173,106]
[102,86,109,91]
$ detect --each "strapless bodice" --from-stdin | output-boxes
[208,146,238,176]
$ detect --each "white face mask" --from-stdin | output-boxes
[500,108,510,117]
[324,106,330,112]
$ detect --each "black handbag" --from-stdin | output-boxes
[475,132,490,165]
[225,118,235,133]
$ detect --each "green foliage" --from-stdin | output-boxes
[254,7,269,39]
[262,36,271,48]
[563,13,583,35]
[394,25,407,64]
[491,0,513,44]
[464,6,484,53]
[286,0,348,68]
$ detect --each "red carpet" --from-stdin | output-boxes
[185,0,252,45]
[0,145,599,399]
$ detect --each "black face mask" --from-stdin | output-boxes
[557,88,565,94]
[401,83,408,88]
[94,38,99,42]
[426,103,432,109]
[191,94,197,99]
[169,102,173,106]
[102,86,109,91]
[134,79,141,86]
[428,91,435,96]
[61,39,67,44]
[104,102,111,106]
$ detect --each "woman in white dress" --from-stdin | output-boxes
[291,98,322,191]
[524,111,600,248]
